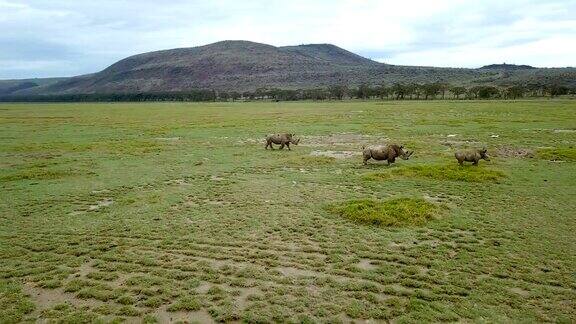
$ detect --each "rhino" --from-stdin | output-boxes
[265,133,300,150]
[362,144,413,165]
[455,148,490,165]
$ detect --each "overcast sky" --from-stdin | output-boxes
[1,0,575,79]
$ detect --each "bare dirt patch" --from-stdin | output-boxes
[154,137,181,141]
[302,133,386,148]
[210,175,225,182]
[494,147,534,158]
[90,189,111,194]
[310,150,361,159]
[153,305,214,323]
[88,198,114,211]
[23,283,103,318]
[196,282,212,294]
[440,140,482,148]
[510,287,530,297]
[357,259,378,271]
[276,266,318,277]
[164,178,189,185]
[76,261,95,277]
[553,129,576,133]
[235,287,260,309]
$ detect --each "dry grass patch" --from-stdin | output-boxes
[328,198,440,227]
[284,155,336,166]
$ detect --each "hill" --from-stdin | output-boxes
[0,77,67,96]
[3,40,576,95]
[479,63,536,70]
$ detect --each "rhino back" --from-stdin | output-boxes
[369,147,390,160]
[456,150,479,161]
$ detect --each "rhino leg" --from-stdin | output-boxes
[363,156,370,165]
[362,150,371,165]
[286,142,291,150]
[279,143,285,150]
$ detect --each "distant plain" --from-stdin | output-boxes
[1,100,575,322]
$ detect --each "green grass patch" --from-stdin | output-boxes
[328,198,440,227]
[365,164,505,183]
[2,101,576,323]
[76,287,119,301]
[0,281,35,323]
[0,167,71,182]
[116,305,140,316]
[167,296,202,312]
[537,147,576,161]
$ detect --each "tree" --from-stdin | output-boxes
[505,86,525,99]
[478,86,499,99]
[376,84,390,99]
[437,83,450,99]
[468,86,482,99]
[218,92,229,101]
[422,83,441,100]
[412,84,423,100]
[229,91,241,101]
[547,84,569,97]
[391,83,406,100]
[357,83,371,99]
[329,85,349,100]
[450,86,467,99]
[404,83,417,99]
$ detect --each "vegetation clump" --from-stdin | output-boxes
[0,281,35,322]
[328,198,439,227]
[537,147,576,161]
[365,164,505,183]
[167,296,202,312]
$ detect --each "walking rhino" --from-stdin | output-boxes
[362,144,413,165]
[265,133,300,150]
[455,148,490,165]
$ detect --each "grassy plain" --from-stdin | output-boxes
[1,100,575,323]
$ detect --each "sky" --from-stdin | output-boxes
[1,0,575,79]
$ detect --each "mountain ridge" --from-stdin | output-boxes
[2,40,575,96]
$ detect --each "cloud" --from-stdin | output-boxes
[0,0,574,78]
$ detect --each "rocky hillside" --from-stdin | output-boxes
[3,40,575,95]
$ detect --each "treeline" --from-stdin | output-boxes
[0,83,573,102]
[0,90,218,103]
[255,83,574,101]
